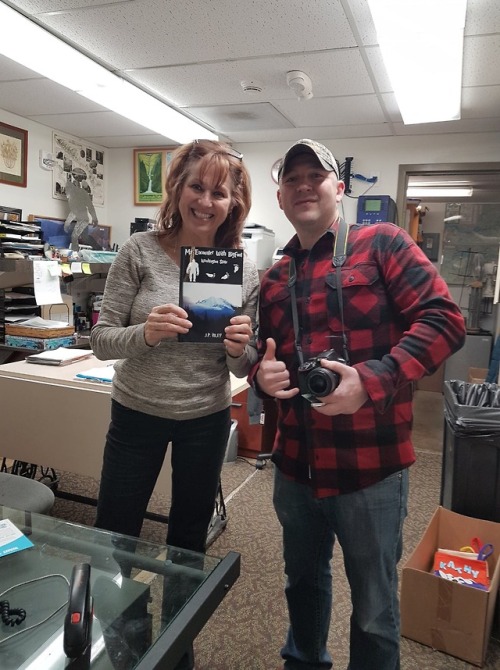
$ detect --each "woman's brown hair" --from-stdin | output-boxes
[157,140,251,248]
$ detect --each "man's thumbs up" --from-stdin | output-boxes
[256,338,299,399]
[262,337,277,361]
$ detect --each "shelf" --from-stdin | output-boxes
[0,259,111,275]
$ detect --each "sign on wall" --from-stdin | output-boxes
[52,132,105,207]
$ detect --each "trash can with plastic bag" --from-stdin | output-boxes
[440,380,500,521]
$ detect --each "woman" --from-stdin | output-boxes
[91,140,259,554]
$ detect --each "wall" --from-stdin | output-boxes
[239,134,500,249]
[0,108,109,226]
[2,104,500,255]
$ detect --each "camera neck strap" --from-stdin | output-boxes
[288,218,350,366]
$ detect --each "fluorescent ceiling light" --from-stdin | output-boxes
[0,2,217,144]
[409,180,471,188]
[367,0,467,124]
[407,187,473,198]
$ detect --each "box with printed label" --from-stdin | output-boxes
[401,506,500,667]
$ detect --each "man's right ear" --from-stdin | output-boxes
[277,189,283,211]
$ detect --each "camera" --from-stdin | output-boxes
[297,349,346,403]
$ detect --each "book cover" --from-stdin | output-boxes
[0,518,34,558]
[178,246,243,343]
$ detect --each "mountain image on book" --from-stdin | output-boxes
[179,246,244,343]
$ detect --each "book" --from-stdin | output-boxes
[0,518,34,558]
[26,347,93,366]
[178,246,244,343]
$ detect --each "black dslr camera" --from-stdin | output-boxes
[297,349,346,403]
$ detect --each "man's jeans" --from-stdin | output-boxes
[273,467,409,670]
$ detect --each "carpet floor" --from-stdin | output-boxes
[32,390,500,668]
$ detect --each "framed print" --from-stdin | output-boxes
[421,232,440,262]
[0,122,28,187]
[53,132,105,206]
[134,147,176,205]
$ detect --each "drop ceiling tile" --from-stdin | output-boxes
[186,103,293,133]
[0,79,105,116]
[12,0,127,12]
[27,110,158,138]
[394,117,500,135]
[465,0,500,34]
[275,95,387,127]
[380,92,403,123]
[84,133,178,149]
[461,85,500,119]
[33,0,356,70]
[463,35,500,87]
[0,54,41,82]
[130,49,374,108]
[228,123,393,144]
[363,46,393,94]
[342,0,379,45]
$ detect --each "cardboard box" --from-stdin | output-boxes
[468,367,489,383]
[401,506,500,666]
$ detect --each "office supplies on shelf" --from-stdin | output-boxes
[26,347,93,366]
[5,334,77,350]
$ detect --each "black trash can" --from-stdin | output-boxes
[440,380,500,521]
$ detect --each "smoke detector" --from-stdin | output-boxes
[286,70,313,100]
[241,80,263,94]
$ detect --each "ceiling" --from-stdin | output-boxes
[1,0,500,150]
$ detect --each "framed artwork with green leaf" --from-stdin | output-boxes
[133,147,176,205]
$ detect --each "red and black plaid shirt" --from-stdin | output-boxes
[249,223,466,498]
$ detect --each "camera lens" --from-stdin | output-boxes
[307,369,339,397]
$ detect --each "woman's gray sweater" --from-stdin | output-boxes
[90,232,259,420]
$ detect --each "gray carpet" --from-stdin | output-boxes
[47,449,500,670]
[31,391,500,668]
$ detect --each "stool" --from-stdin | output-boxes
[0,472,55,514]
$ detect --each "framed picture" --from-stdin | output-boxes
[53,132,105,206]
[421,233,440,262]
[0,122,28,188]
[133,147,176,205]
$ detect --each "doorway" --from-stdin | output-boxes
[396,162,500,391]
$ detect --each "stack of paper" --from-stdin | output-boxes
[26,348,93,366]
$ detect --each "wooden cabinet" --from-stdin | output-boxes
[230,391,278,459]
[231,389,263,458]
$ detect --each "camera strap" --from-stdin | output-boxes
[288,218,350,366]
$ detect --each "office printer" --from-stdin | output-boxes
[242,224,276,270]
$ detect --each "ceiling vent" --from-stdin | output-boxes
[241,80,263,94]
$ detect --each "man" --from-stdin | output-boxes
[249,139,466,670]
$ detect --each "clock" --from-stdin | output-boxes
[271,159,282,184]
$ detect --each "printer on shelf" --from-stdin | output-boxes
[242,223,276,270]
